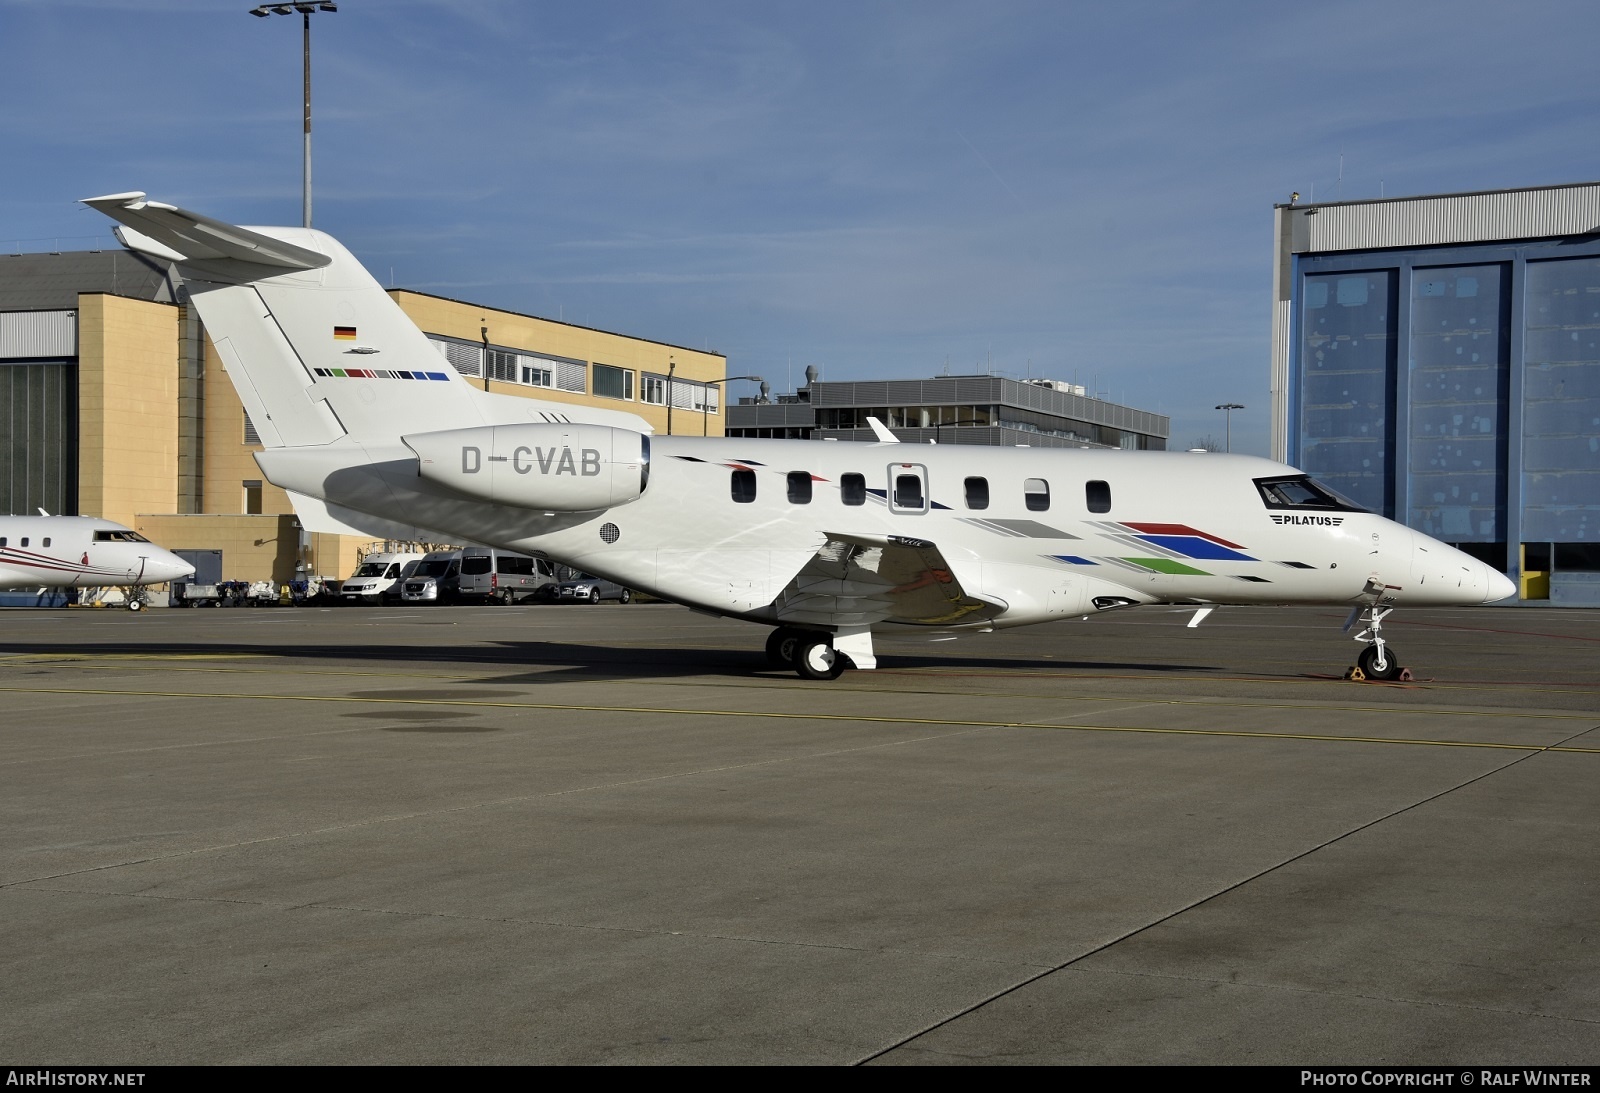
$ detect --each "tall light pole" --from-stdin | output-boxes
[702,376,763,435]
[250,2,337,228]
[1215,403,1244,453]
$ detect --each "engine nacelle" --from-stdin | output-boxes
[402,423,649,512]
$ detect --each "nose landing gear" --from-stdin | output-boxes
[1344,603,1410,682]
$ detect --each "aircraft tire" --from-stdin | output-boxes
[793,636,846,681]
[765,627,802,666]
[127,599,143,612]
[1357,644,1403,681]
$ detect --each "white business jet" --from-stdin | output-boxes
[0,514,194,609]
[82,192,1514,677]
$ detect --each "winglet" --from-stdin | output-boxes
[865,416,899,443]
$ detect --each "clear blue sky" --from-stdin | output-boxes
[4,0,1598,453]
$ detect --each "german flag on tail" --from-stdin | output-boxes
[333,325,357,340]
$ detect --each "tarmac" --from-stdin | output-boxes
[0,599,1596,1065]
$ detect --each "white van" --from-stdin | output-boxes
[457,548,557,604]
[339,551,426,606]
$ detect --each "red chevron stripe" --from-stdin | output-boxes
[1120,522,1245,550]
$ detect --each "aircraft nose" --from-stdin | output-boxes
[157,556,196,583]
[1485,567,1516,603]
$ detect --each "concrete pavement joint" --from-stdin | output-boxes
[849,723,1593,1065]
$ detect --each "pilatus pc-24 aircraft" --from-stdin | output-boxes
[0,515,193,609]
[84,191,1514,678]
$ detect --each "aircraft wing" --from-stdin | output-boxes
[772,532,1003,628]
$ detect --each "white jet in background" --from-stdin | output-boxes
[83,191,1515,675]
[0,515,195,610]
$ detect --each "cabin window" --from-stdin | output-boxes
[894,474,924,509]
[964,477,989,510]
[787,472,813,504]
[42,538,50,547]
[0,537,6,546]
[731,469,757,503]
[1086,479,1112,513]
[1024,478,1050,512]
[841,473,866,506]
[19,538,27,548]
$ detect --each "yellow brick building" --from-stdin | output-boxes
[0,251,727,585]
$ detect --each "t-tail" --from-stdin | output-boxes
[81,192,648,449]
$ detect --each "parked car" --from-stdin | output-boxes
[457,547,557,604]
[400,550,463,603]
[539,572,632,604]
[339,551,426,605]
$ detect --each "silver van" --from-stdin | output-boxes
[458,548,555,604]
[400,550,463,604]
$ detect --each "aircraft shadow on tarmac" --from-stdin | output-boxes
[0,639,1223,682]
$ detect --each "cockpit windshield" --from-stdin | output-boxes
[93,529,150,543]
[1254,475,1368,513]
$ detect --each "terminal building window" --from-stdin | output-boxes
[243,480,263,515]
[593,363,633,400]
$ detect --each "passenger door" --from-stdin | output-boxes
[887,462,929,516]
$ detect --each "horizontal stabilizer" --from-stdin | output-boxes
[81,191,331,271]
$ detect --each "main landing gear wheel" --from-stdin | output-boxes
[1357,643,1403,682]
[127,598,143,612]
[793,635,847,681]
[765,627,803,667]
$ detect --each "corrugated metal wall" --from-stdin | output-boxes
[0,310,76,359]
[0,361,77,515]
[1301,185,1600,253]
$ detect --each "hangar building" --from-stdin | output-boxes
[1271,181,1600,604]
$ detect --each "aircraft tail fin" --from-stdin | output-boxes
[83,192,498,449]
